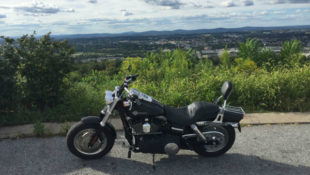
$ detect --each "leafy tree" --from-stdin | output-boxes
[219,47,231,68]
[238,39,261,63]
[258,48,278,68]
[170,49,190,77]
[17,33,74,110]
[280,40,303,66]
[0,37,20,111]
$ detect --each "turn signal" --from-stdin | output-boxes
[123,101,130,107]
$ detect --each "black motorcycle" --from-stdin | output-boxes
[66,75,245,160]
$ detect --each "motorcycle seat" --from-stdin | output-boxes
[164,102,219,126]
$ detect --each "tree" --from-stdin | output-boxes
[238,39,261,63]
[219,47,231,68]
[280,40,303,66]
[0,37,20,111]
[17,33,74,110]
[258,48,278,67]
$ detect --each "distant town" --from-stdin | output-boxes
[29,26,310,62]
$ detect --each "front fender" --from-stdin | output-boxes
[81,116,117,139]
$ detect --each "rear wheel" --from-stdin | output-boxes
[193,125,235,157]
[66,122,115,159]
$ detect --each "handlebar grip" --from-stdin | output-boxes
[132,74,139,80]
[125,74,139,81]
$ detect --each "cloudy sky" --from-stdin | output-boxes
[0,0,310,36]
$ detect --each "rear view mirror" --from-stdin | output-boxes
[221,81,233,100]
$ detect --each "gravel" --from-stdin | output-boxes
[0,124,309,175]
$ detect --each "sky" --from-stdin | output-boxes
[0,0,310,36]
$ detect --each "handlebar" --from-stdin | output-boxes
[125,74,139,82]
[117,74,139,96]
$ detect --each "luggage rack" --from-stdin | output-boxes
[225,106,245,115]
[213,105,245,123]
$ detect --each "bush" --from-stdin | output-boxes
[17,33,74,110]
[63,82,105,117]
[33,121,45,136]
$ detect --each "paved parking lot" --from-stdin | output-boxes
[0,124,309,175]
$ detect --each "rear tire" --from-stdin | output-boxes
[66,121,115,159]
[193,125,235,157]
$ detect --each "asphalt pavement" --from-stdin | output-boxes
[0,124,309,175]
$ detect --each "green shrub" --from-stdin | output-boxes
[33,121,45,136]
[63,82,105,117]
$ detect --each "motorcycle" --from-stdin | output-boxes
[66,75,245,160]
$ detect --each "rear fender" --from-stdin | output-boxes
[81,116,117,139]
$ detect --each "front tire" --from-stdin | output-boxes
[66,121,115,159]
[193,125,235,157]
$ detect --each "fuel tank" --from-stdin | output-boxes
[125,88,164,118]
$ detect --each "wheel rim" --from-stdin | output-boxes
[201,126,229,153]
[73,128,108,155]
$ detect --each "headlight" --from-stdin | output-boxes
[105,90,114,104]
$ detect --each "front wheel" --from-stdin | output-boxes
[193,125,235,157]
[66,121,115,159]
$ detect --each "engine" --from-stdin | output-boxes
[128,117,180,154]
[135,134,180,154]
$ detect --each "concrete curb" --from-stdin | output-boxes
[0,112,309,139]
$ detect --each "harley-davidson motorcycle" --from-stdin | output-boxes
[67,75,245,160]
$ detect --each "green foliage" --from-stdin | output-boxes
[33,120,45,136]
[258,48,278,69]
[233,57,257,73]
[0,37,20,111]
[120,57,143,74]
[17,32,74,110]
[219,48,231,68]
[63,82,105,117]
[75,47,309,112]
[238,39,261,63]
[1,36,310,126]
[280,40,303,66]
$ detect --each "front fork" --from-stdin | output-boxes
[99,98,134,157]
[100,97,120,127]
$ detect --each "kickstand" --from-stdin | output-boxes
[128,147,132,159]
[152,154,156,171]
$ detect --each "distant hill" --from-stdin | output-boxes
[52,25,310,39]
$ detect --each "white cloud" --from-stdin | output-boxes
[0,0,309,36]
[1,1,75,16]
[121,9,134,16]
[221,0,237,7]
[269,0,310,4]
[260,11,268,15]
[88,0,98,4]
[15,1,60,15]
[242,0,254,6]
[144,0,184,9]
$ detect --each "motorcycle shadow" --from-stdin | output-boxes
[81,153,310,175]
